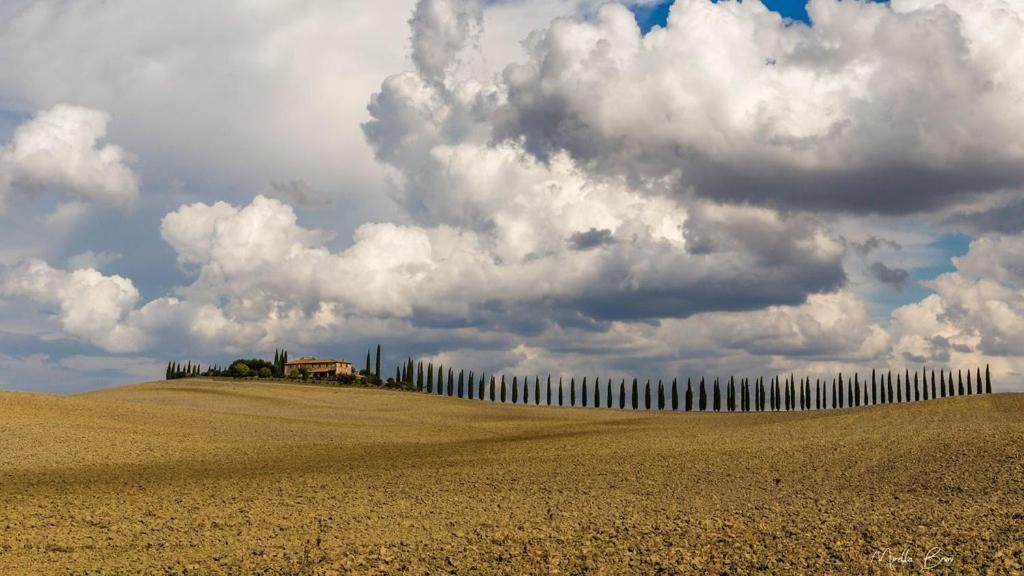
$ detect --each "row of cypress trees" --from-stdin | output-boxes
[165,361,209,379]
[271,349,289,377]
[400,363,994,411]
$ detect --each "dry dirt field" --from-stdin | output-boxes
[1,379,1022,575]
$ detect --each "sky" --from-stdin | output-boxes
[1,0,1023,393]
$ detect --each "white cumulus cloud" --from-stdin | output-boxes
[0,105,138,210]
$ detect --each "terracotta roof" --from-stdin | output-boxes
[285,357,351,365]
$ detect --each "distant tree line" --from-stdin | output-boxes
[401,363,994,412]
[168,350,996,413]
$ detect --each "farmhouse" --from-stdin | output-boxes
[285,357,354,379]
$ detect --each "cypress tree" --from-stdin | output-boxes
[914,371,920,401]
[468,371,475,400]
[699,378,707,411]
[512,376,518,404]
[886,371,892,403]
[620,379,626,409]
[657,380,665,410]
[547,375,552,406]
[437,365,444,395]
[165,361,172,380]
[536,376,541,405]
[570,377,576,407]
[837,373,844,409]
[581,377,587,408]
[644,380,651,410]
[741,379,747,411]
[500,375,506,403]
[631,378,639,410]
[905,369,911,401]
[713,378,721,412]
[523,375,529,405]
[458,370,465,398]
[985,364,992,394]
[940,369,946,397]
[831,379,837,409]
[559,377,564,406]
[871,369,877,405]
[479,373,486,400]
[671,378,679,411]
[730,377,737,412]
[426,362,434,393]
[967,369,973,395]
[606,378,612,409]
[365,349,371,375]
[490,375,496,402]
[448,368,454,396]
[958,369,964,395]
[375,344,381,378]
[930,369,936,400]
[761,378,767,411]
[417,363,424,391]
[686,378,694,411]
[593,378,600,408]
[755,378,762,411]
[897,373,903,402]
[816,379,821,410]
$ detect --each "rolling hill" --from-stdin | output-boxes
[1,379,1022,574]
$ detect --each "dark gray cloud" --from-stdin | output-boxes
[868,261,911,292]
[271,179,330,208]
[850,235,901,257]
[568,228,613,250]
[944,193,1024,235]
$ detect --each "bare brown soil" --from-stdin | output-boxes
[1,379,1022,575]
